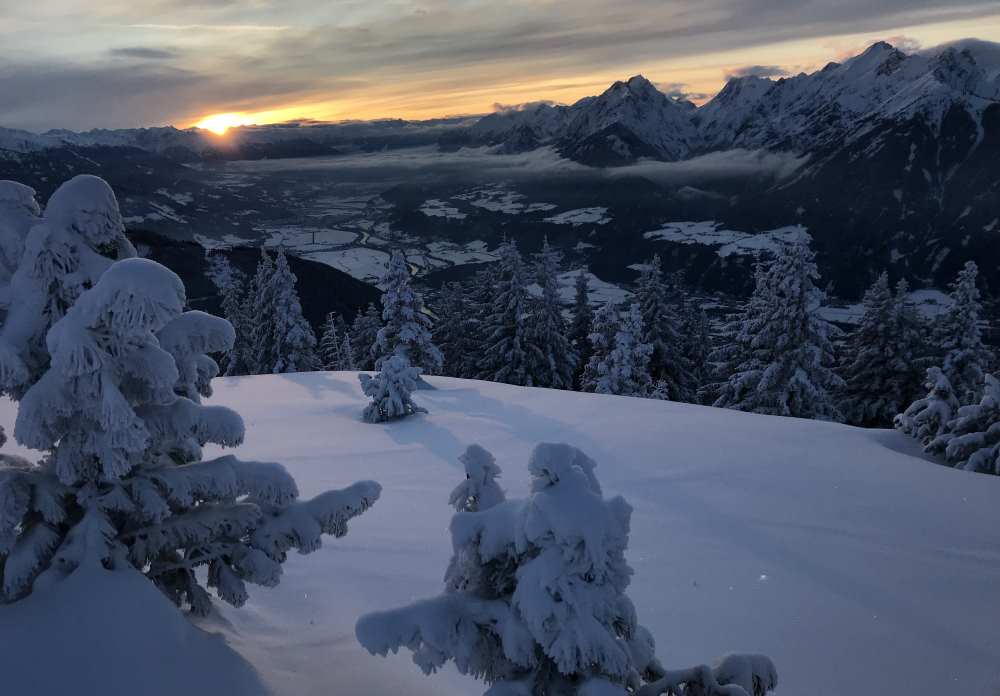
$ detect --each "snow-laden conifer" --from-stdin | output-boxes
[936,261,991,405]
[350,303,382,371]
[359,354,427,423]
[925,374,1000,475]
[526,239,577,389]
[477,241,537,386]
[894,367,960,447]
[0,175,136,399]
[581,302,620,392]
[713,243,842,420]
[433,281,476,378]
[448,444,505,513]
[207,255,252,377]
[636,256,694,402]
[319,312,347,371]
[339,332,357,371]
[1,255,380,610]
[0,181,40,297]
[569,269,594,389]
[356,442,777,696]
[266,247,318,373]
[375,250,443,374]
[838,273,927,427]
[594,303,652,397]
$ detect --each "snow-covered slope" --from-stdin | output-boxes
[5,373,995,695]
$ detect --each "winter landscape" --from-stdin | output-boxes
[2,2,1000,696]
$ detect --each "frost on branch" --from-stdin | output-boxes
[357,442,777,696]
[359,354,427,423]
[0,181,381,614]
[895,367,959,447]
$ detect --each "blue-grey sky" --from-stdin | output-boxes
[2,0,999,131]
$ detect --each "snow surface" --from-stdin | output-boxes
[1,374,998,696]
[545,207,612,226]
[644,221,811,258]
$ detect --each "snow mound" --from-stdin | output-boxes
[0,565,268,696]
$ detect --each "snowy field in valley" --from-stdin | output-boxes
[2,373,998,696]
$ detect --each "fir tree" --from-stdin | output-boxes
[713,243,842,420]
[339,332,357,371]
[895,367,960,447]
[1,255,380,611]
[350,303,383,371]
[936,261,991,405]
[926,374,1000,475]
[432,282,474,378]
[0,175,136,400]
[247,248,277,374]
[319,312,346,370]
[359,354,427,423]
[477,241,537,386]
[357,443,777,696]
[581,301,620,392]
[838,274,927,427]
[636,255,694,402]
[208,255,252,377]
[375,250,443,375]
[267,247,319,374]
[594,302,653,397]
[526,239,577,389]
[569,269,594,389]
[679,300,711,403]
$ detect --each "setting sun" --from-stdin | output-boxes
[193,112,257,135]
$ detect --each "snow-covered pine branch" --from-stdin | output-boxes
[359,353,427,422]
[925,374,1000,475]
[356,442,777,696]
[0,175,136,400]
[894,367,959,447]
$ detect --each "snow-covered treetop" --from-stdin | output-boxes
[449,444,505,512]
[45,174,126,249]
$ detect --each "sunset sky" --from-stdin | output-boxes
[2,0,1000,132]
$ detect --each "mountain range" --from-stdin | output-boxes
[1,39,997,302]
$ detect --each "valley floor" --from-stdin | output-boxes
[3,373,999,695]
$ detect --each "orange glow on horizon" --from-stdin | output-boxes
[193,113,258,135]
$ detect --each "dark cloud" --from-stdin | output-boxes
[108,46,179,60]
[723,65,791,81]
[655,81,711,102]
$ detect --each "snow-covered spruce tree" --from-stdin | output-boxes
[350,302,383,371]
[265,247,319,373]
[925,374,1000,474]
[359,353,427,423]
[319,312,347,371]
[594,303,653,397]
[838,273,927,427]
[679,300,711,403]
[375,249,443,375]
[0,175,136,400]
[356,442,777,696]
[526,239,577,390]
[246,247,277,374]
[581,301,620,392]
[207,255,253,377]
[935,261,991,405]
[0,181,41,296]
[894,367,960,447]
[449,444,505,514]
[477,240,538,386]
[569,269,594,389]
[339,332,357,371]
[433,281,476,378]
[713,243,843,420]
[0,257,380,609]
[636,255,694,403]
